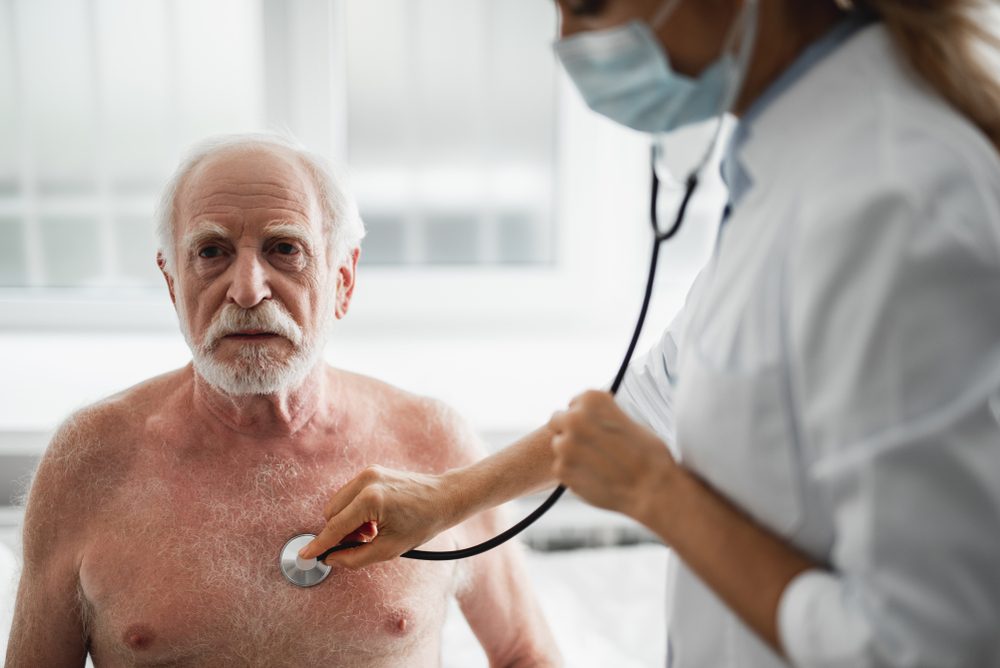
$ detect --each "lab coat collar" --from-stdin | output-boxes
[722,14,875,209]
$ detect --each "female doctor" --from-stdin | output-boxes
[301,1,1000,665]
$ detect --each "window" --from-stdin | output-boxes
[0,0,729,453]
[0,0,558,295]
[343,0,557,267]
[1,0,725,338]
[0,0,265,289]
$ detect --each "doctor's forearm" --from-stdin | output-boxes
[636,467,819,656]
[448,426,559,518]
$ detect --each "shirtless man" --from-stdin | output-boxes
[6,134,559,667]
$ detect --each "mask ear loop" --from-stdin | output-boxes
[693,0,760,177]
[651,0,758,236]
[649,0,684,30]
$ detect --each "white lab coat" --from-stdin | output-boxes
[617,22,1000,668]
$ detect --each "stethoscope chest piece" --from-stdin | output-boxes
[280,533,331,587]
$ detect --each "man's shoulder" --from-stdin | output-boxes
[23,370,189,551]
[48,367,189,459]
[331,368,484,468]
[331,367,445,417]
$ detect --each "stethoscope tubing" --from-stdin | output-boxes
[315,150,700,564]
[313,0,754,566]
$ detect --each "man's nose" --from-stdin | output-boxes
[226,250,272,309]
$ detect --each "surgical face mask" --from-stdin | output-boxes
[553,0,757,134]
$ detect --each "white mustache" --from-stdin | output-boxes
[203,302,304,350]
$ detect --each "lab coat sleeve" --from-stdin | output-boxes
[781,160,1000,667]
[614,327,680,445]
[777,402,1000,667]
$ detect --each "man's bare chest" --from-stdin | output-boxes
[77,450,458,667]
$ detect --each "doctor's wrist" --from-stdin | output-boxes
[631,461,695,545]
[439,465,495,528]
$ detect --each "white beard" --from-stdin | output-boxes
[179,298,335,396]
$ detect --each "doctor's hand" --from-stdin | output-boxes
[298,466,460,569]
[549,390,678,524]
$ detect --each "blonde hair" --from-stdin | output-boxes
[852,0,1000,151]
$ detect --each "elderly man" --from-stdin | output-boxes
[6,134,559,667]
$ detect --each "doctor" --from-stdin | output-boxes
[301,0,1000,665]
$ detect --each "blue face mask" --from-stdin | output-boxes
[553,8,745,134]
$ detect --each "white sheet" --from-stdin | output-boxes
[443,544,668,667]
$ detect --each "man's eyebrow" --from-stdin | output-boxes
[181,222,231,251]
[262,222,317,247]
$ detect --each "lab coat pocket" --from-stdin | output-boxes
[674,351,804,537]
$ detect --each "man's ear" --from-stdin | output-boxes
[157,251,177,307]
[334,248,361,319]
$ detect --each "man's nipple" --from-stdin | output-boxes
[385,610,413,637]
[123,623,156,651]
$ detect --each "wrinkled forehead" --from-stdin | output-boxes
[175,145,324,237]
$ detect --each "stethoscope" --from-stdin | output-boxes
[280,154,701,587]
[280,0,759,588]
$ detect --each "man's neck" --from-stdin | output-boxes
[192,364,329,438]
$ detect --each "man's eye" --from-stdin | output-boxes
[274,242,299,255]
[198,246,223,259]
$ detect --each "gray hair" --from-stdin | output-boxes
[155,132,365,271]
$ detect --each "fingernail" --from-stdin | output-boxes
[298,545,312,558]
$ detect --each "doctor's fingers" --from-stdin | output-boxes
[565,392,633,434]
[323,465,393,519]
[317,514,428,570]
[568,390,618,415]
[552,437,623,495]
[301,495,379,561]
[320,535,402,570]
[548,406,610,442]
[550,427,618,472]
